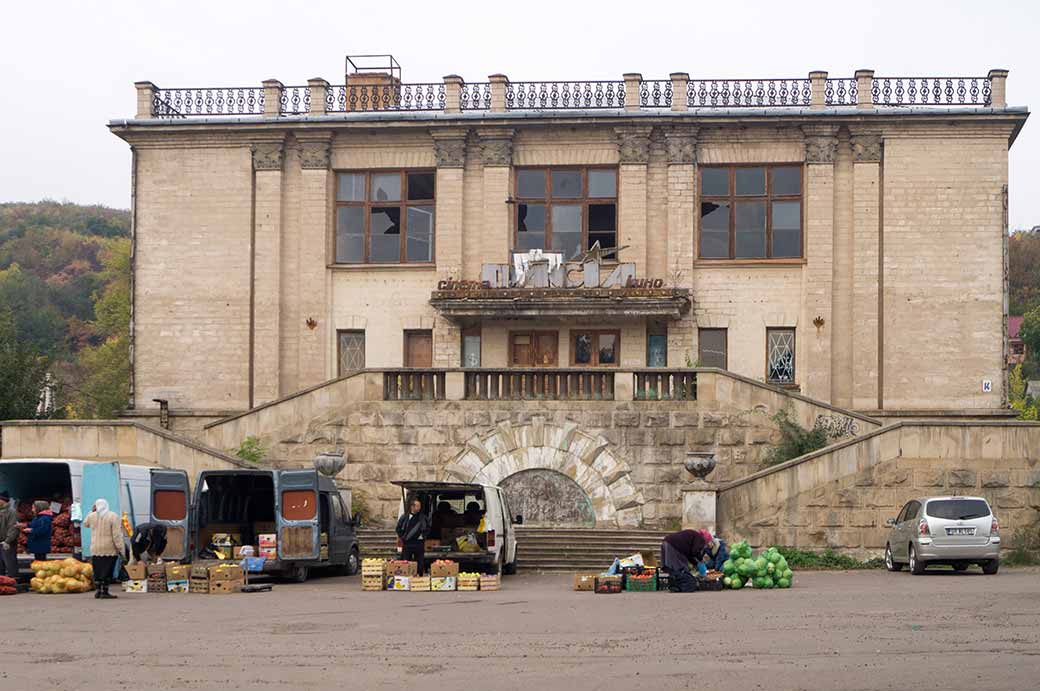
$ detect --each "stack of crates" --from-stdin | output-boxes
[457,573,480,591]
[362,558,386,591]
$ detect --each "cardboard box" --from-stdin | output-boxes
[233,546,255,559]
[573,573,597,591]
[319,546,329,561]
[320,532,329,547]
[122,579,147,593]
[430,576,456,591]
[387,561,417,577]
[189,578,209,594]
[209,578,243,594]
[392,575,411,591]
[126,562,147,580]
[429,560,459,578]
[146,563,167,579]
[165,564,191,581]
[190,565,211,579]
[409,576,431,591]
[258,547,277,559]
[209,564,244,582]
[258,534,277,548]
[167,580,189,593]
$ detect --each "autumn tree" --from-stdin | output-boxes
[0,306,50,420]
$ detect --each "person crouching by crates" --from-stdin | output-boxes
[660,529,708,592]
[699,530,729,573]
[130,522,169,563]
[396,496,429,576]
[82,499,126,599]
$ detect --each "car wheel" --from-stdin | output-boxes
[982,559,999,575]
[288,565,309,583]
[884,544,903,572]
[346,548,359,576]
[909,545,926,575]
[953,563,969,572]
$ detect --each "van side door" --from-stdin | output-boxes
[149,469,191,561]
[496,488,517,566]
[81,462,123,559]
[275,471,321,561]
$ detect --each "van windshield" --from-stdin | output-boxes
[926,499,990,520]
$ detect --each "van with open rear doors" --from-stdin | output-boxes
[393,481,518,575]
[149,468,360,582]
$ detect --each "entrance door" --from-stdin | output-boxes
[404,330,433,368]
[149,469,191,561]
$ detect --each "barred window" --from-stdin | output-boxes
[337,330,365,375]
[515,167,618,260]
[767,328,796,385]
[699,165,803,260]
[335,170,435,264]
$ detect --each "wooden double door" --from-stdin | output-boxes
[404,330,433,368]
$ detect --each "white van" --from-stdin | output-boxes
[393,481,518,575]
[0,459,152,563]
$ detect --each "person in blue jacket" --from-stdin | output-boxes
[700,530,730,572]
[24,501,54,561]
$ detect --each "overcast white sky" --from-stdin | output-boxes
[0,0,1036,228]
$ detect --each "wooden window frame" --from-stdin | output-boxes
[698,164,804,260]
[570,329,622,367]
[334,169,436,265]
[513,166,618,260]
[765,327,797,386]
[508,330,559,367]
[697,328,728,370]
[336,329,366,376]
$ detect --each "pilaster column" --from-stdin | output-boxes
[855,70,874,109]
[669,73,689,112]
[431,129,468,367]
[809,71,827,110]
[477,128,514,263]
[443,75,464,114]
[664,127,697,367]
[251,138,286,405]
[295,131,333,386]
[262,79,283,118]
[616,126,653,272]
[623,73,643,112]
[850,132,884,409]
[489,74,509,113]
[308,78,329,115]
[801,125,838,402]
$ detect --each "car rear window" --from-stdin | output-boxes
[926,499,990,520]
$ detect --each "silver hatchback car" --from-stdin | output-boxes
[884,496,1000,575]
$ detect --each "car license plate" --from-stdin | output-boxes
[946,527,976,536]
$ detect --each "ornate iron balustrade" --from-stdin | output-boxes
[872,77,991,106]
[460,82,492,110]
[633,370,697,401]
[640,79,673,108]
[383,370,447,400]
[687,79,812,108]
[152,87,265,118]
[825,78,858,106]
[281,85,310,115]
[464,369,615,401]
[331,82,446,112]
[505,81,626,109]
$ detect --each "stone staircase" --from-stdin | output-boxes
[359,527,668,572]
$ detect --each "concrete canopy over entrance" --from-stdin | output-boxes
[442,417,645,527]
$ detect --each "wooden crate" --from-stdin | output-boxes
[457,575,480,591]
[189,578,209,594]
[410,576,431,591]
[361,575,384,591]
[479,575,499,591]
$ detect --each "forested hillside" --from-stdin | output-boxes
[0,201,130,419]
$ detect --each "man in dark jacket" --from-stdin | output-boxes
[130,522,169,562]
[0,492,21,577]
[396,497,429,575]
[660,529,708,579]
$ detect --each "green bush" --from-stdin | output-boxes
[351,489,372,524]
[762,408,836,467]
[776,547,883,570]
[234,436,266,465]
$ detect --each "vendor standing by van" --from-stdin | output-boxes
[396,497,429,576]
[0,492,19,577]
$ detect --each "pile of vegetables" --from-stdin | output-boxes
[0,575,17,595]
[29,558,94,594]
[721,541,794,590]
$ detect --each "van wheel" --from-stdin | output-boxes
[288,565,309,583]
[346,548,359,576]
[503,560,517,576]
[982,559,999,575]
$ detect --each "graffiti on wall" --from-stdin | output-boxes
[814,414,860,438]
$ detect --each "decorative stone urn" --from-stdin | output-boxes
[684,451,717,480]
[313,450,346,477]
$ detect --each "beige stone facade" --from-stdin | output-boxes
[112,69,1026,419]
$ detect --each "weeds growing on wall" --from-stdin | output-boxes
[351,489,372,525]
[762,408,837,467]
[234,436,266,465]
[776,547,884,570]
[1004,522,1040,566]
